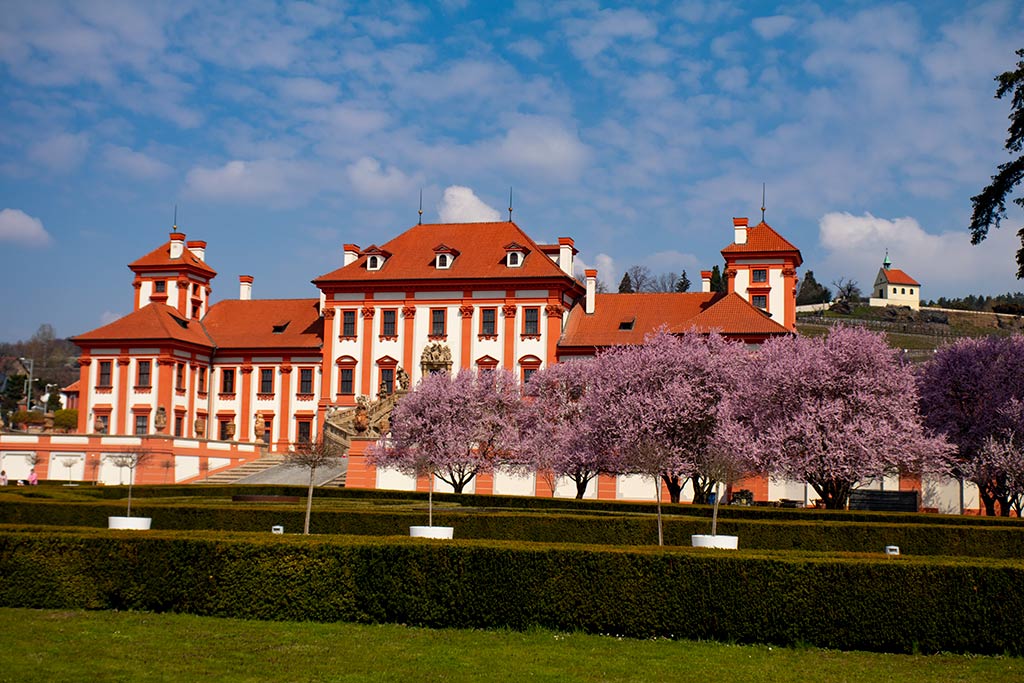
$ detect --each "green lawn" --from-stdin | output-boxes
[0,608,1018,683]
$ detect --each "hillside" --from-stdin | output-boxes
[797,305,1024,360]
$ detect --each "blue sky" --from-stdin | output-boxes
[1,0,1022,342]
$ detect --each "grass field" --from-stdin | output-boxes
[0,608,1019,683]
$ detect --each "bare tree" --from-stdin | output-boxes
[103,450,151,517]
[832,277,863,303]
[626,265,654,292]
[284,436,345,534]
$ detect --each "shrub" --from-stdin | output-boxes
[52,409,78,431]
[0,529,1021,655]
[10,411,44,426]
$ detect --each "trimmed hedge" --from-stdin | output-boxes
[41,484,1024,528]
[2,499,1024,558]
[0,528,1021,655]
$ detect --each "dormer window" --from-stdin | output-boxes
[433,244,459,270]
[362,245,391,272]
[504,242,529,268]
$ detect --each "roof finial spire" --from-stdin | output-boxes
[173,204,178,231]
[508,186,513,222]
[761,182,766,223]
[418,188,423,225]
[883,249,891,270]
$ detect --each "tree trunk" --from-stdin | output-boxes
[654,475,663,546]
[574,477,588,499]
[662,474,683,504]
[691,475,714,505]
[812,479,852,510]
[303,466,316,534]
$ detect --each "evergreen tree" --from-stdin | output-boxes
[796,270,833,305]
[675,271,691,293]
[617,273,634,293]
[969,49,1024,278]
[710,265,725,293]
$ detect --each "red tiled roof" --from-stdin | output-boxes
[313,222,574,285]
[880,268,920,286]
[62,379,80,393]
[721,221,803,264]
[559,292,788,349]
[202,299,323,350]
[73,303,214,347]
[129,239,217,277]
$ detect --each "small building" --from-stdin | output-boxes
[869,254,921,310]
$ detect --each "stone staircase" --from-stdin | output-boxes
[201,454,286,484]
[322,391,403,463]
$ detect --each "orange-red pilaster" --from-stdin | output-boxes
[278,364,292,449]
[77,357,91,432]
[597,473,617,500]
[360,306,374,395]
[239,364,253,441]
[116,357,130,434]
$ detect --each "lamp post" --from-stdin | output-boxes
[18,357,34,411]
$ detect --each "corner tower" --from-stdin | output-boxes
[721,217,802,331]
[128,230,217,319]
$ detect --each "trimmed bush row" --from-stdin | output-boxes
[0,528,1021,655]
[32,484,1024,528]
[3,499,1024,558]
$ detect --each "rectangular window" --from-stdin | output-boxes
[98,361,112,387]
[523,367,537,384]
[264,424,272,445]
[381,309,396,337]
[340,368,354,395]
[136,360,151,387]
[221,368,235,393]
[299,368,313,394]
[480,308,496,336]
[523,308,539,335]
[342,310,357,337]
[95,415,109,434]
[219,419,232,440]
[431,308,446,337]
[752,269,767,283]
[260,368,274,394]
[174,416,183,437]
[154,280,166,293]
[381,368,395,395]
[198,367,207,393]
[175,363,185,389]
[134,414,149,435]
[297,420,312,444]
[752,295,768,310]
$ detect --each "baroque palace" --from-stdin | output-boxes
[3,215,813,501]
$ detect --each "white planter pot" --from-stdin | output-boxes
[691,534,738,549]
[108,516,152,530]
[410,525,454,539]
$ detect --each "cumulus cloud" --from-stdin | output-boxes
[346,157,415,199]
[575,253,617,291]
[818,211,1020,298]
[508,38,544,60]
[0,208,52,247]
[437,186,501,223]
[752,15,796,40]
[28,133,89,172]
[565,8,658,62]
[274,76,339,103]
[102,146,172,179]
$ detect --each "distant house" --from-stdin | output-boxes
[869,254,921,310]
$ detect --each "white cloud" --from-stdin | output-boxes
[274,76,339,103]
[0,208,52,247]
[184,159,320,203]
[752,15,796,40]
[99,310,123,326]
[495,117,590,181]
[102,146,172,179]
[28,132,89,172]
[437,186,501,223]
[714,65,748,92]
[644,249,701,274]
[565,8,658,62]
[818,211,1021,298]
[346,157,415,199]
[508,38,543,60]
[576,253,618,291]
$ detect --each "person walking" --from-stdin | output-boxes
[27,469,38,485]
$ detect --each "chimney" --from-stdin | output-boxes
[343,244,360,266]
[239,275,253,301]
[187,240,206,261]
[701,270,712,293]
[585,269,597,314]
[733,217,748,245]
[169,232,186,259]
[558,237,574,276]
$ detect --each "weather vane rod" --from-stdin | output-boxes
[418,189,423,225]
[761,183,766,222]
[508,186,513,222]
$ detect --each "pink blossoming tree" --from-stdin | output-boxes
[584,331,750,544]
[919,336,1024,515]
[516,358,613,499]
[732,326,950,510]
[371,368,524,524]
